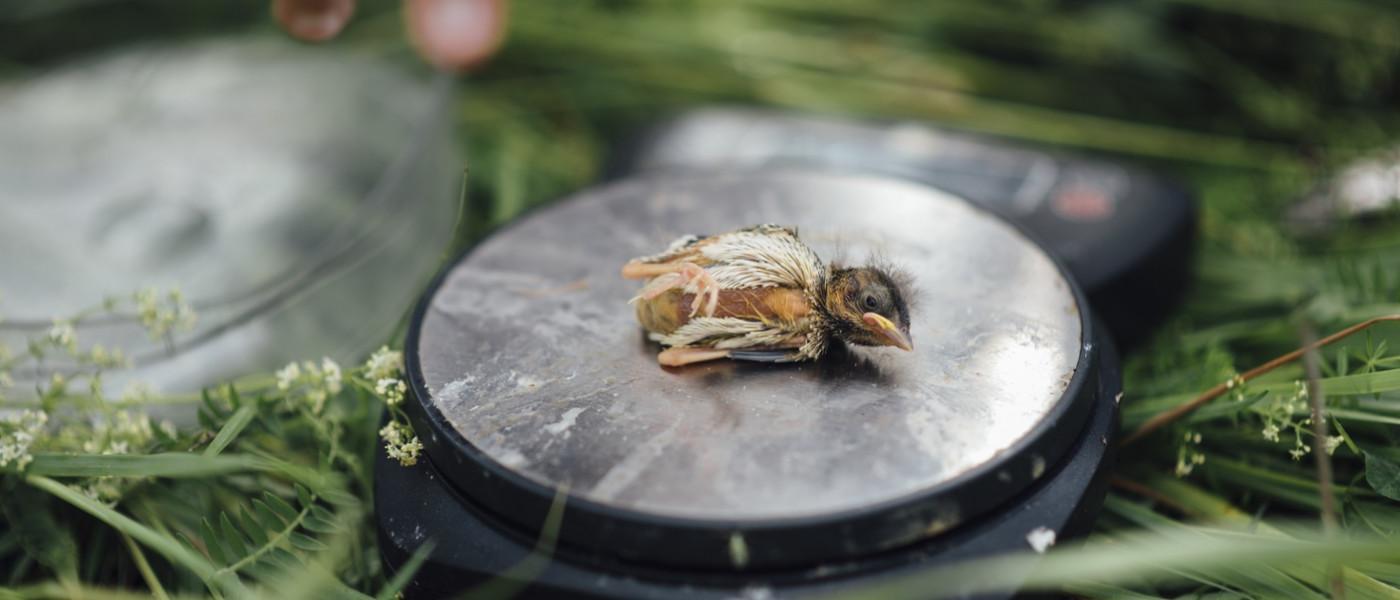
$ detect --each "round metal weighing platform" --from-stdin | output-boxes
[394,168,1111,587]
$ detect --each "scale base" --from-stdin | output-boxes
[375,334,1120,599]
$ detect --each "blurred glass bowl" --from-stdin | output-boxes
[0,37,460,393]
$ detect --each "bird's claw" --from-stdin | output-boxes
[681,264,719,318]
[630,262,719,317]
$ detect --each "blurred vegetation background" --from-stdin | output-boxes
[5,1,1400,598]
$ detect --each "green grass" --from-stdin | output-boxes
[6,1,1400,598]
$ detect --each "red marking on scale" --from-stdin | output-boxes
[1052,186,1114,222]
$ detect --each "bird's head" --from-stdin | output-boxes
[823,265,913,352]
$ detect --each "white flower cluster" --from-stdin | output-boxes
[134,287,196,341]
[48,319,77,354]
[379,421,422,467]
[365,346,403,381]
[1289,444,1310,461]
[1175,430,1206,477]
[1262,422,1280,442]
[87,344,128,369]
[120,382,153,404]
[81,410,154,455]
[1258,380,1328,461]
[1,410,48,470]
[276,358,344,413]
[375,378,407,407]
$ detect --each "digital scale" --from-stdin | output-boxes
[375,127,1195,596]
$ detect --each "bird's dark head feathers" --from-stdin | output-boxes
[822,263,914,351]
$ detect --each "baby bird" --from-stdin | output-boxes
[622,224,913,367]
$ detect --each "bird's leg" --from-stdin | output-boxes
[627,263,719,317]
[685,265,720,318]
[621,260,675,279]
[657,347,731,367]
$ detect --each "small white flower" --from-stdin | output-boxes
[376,378,407,406]
[48,319,77,352]
[1175,457,1195,477]
[396,436,423,467]
[1289,446,1309,461]
[47,373,67,396]
[379,421,404,444]
[321,358,343,394]
[88,344,127,369]
[0,409,47,470]
[365,346,403,381]
[1026,526,1056,554]
[276,362,302,391]
[1262,422,1280,442]
[135,287,197,341]
[1324,435,1344,455]
[379,421,422,466]
[113,411,152,439]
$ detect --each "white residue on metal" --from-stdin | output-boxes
[544,407,586,435]
[495,447,529,469]
[513,371,546,391]
[435,376,476,410]
[1026,526,1057,554]
[904,399,946,461]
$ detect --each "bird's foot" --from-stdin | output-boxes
[628,263,718,317]
[630,271,685,303]
[682,264,720,317]
[657,347,730,367]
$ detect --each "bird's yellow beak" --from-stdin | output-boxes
[862,312,913,351]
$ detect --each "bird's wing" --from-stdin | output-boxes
[657,317,796,350]
[698,225,824,290]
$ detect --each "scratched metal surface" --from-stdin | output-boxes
[416,170,1082,521]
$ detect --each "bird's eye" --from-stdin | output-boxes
[863,294,878,310]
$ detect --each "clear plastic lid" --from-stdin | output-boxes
[0,38,460,392]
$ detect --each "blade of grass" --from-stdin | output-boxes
[23,453,261,479]
[23,475,245,598]
[375,541,435,600]
[204,404,256,457]
[119,532,170,600]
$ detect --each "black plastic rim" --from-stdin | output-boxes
[402,168,1102,571]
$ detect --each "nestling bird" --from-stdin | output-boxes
[622,224,914,367]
